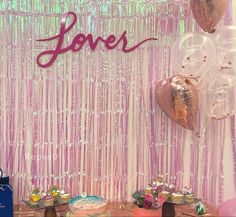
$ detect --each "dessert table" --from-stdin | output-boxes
[14,202,219,217]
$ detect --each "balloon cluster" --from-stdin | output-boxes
[155,1,236,131]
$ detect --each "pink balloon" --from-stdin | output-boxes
[155,75,199,130]
[219,198,236,217]
[190,0,229,33]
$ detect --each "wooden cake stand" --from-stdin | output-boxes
[162,198,201,217]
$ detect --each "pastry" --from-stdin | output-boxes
[29,194,41,206]
[159,190,170,200]
[144,185,152,195]
[29,188,41,206]
[164,183,175,193]
[168,184,176,193]
[185,193,195,203]
[152,177,165,187]
[182,187,192,195]
[42,194,54,207]
[171,192,184,204]
[48,185,60,202]
[60,190,71,203]
[182,187,194,203]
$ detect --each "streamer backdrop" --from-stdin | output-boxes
[0,0,234,206]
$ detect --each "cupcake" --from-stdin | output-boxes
[144,186,152,195]
[168,184,176,193]
[40,191,47,198]
[171,192,184,204]
[185,193,195,203]
[31,187,40,195]
[42,194,54,207]
[182,187,194,203]
[60,190,71,203]
[152,177,165,187]
[159,190,170,200]
[182,187,192,195]
[164,183,175,193]
[29,188,41,205]
[48,186,60,202]
[29,194,41,206]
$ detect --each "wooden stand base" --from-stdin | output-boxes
[162,202,175,217]
[44,207,57,217]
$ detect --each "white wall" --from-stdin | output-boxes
[234,1,236,25]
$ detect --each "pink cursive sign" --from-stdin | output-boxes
[36,12,157,68]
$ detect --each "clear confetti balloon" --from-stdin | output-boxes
[207,74,236,119]
[171,33,216,88]
[214,25,236,73]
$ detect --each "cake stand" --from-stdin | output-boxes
[162,197,200,217]
[23,198,68,217]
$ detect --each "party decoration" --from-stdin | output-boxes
[190,0,228,33]
[155,75,199,130]
[171,32,216,87]
[195,202,207,215]
[219,198,236,217]
[207,74,236,119]
[36,11,157,68]
[214,25,236,71]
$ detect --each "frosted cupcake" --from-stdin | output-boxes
[48,186,60,202]
[29,194,41,206]
[185,193,195,203]
[164,183,176,194]
[152,177,165,187]
[171,192,184,204]
[29,188,41,206]
[144,186,153,195]
[42,194,54,207]
[159,190,170,200]
[182,187,192,195]
[182,187,194,203]
[60,190,71,203]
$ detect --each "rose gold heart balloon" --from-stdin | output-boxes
[155,75,199,130]
[190,0,228,33]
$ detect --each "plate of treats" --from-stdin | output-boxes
[163,187,200,205]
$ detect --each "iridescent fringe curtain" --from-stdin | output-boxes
[0,0,234,206]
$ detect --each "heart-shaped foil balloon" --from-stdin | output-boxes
[155,75,199,130]
[190,0,228,33]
